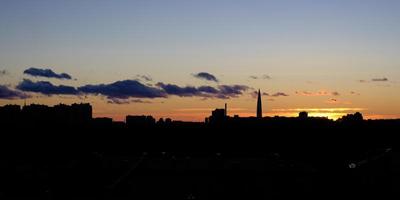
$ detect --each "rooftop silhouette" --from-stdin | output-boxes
[0,100,398,198]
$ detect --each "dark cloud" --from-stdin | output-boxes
[24,67,73,80]
[156,83,249,99]
[198,86,219,94]
[371,78,388,82]
[155,83,201,97]
[13,76,249,102]
[0,85,30,99]
[16,79,78,95]
[193,72,219,82]
[217,85,250,99]
[350,91,360,95]
[78,80,166,99]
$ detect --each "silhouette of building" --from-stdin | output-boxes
[92,117,113,129]
[257,89,262,118]
[207,104,228,124]
[71,103,92,124]
[126,115,156,128]
[0,105,21,125]
[338,112,364,122]
[0,103,93,128]
[299,111,308,119]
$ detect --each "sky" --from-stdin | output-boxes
[1,0,400,121]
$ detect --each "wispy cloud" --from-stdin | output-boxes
[325,98,352,105]
[0,70,8,76]
[371,77,389,82]
[358,77,389,83]
[270,92,289,97]
[135,75,153,82]
[107,98,153,104]
[295,90,340,96]
[0,85,30,99]
[251,91,289,98]
[249,74,271,80]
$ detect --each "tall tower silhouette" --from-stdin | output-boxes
[257,89,262,118]
[224,103,227,117]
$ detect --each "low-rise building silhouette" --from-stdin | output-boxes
[126,115,156,129]
[1,103,92,128]
[299,111,308,119]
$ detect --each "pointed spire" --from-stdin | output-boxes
[257,89,262,118]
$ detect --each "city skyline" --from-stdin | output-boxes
[1,0,400,121]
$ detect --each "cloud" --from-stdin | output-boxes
[13,76,249,102]
[331,91,340,96]
[270,92,289,97]
[24,67,73,80]
[198,86,219,94]
[0,70,8,76]
[350,91,360,95]
[253,91,289,98]
[78,80,167,99]
[371,77,388,82]
[155,83,202,97]
[16,79,79,95]
[249,75,271,80]
[107,98,152,104]
[0,85,30,99]
[295,90,340,96]
[325,98,352,105]
[358,78,389,83]
[135,75,153,82]
[217,85,250,98]
[156,83,249,99]
[193,72,219,82]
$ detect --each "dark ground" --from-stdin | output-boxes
[0,125,398,199]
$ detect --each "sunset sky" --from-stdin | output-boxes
[1,0,400,121]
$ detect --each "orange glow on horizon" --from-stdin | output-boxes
[92,107,400,122]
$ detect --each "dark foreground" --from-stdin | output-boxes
[1,116,400,199]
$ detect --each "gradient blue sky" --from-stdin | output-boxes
[1,0,400,121]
